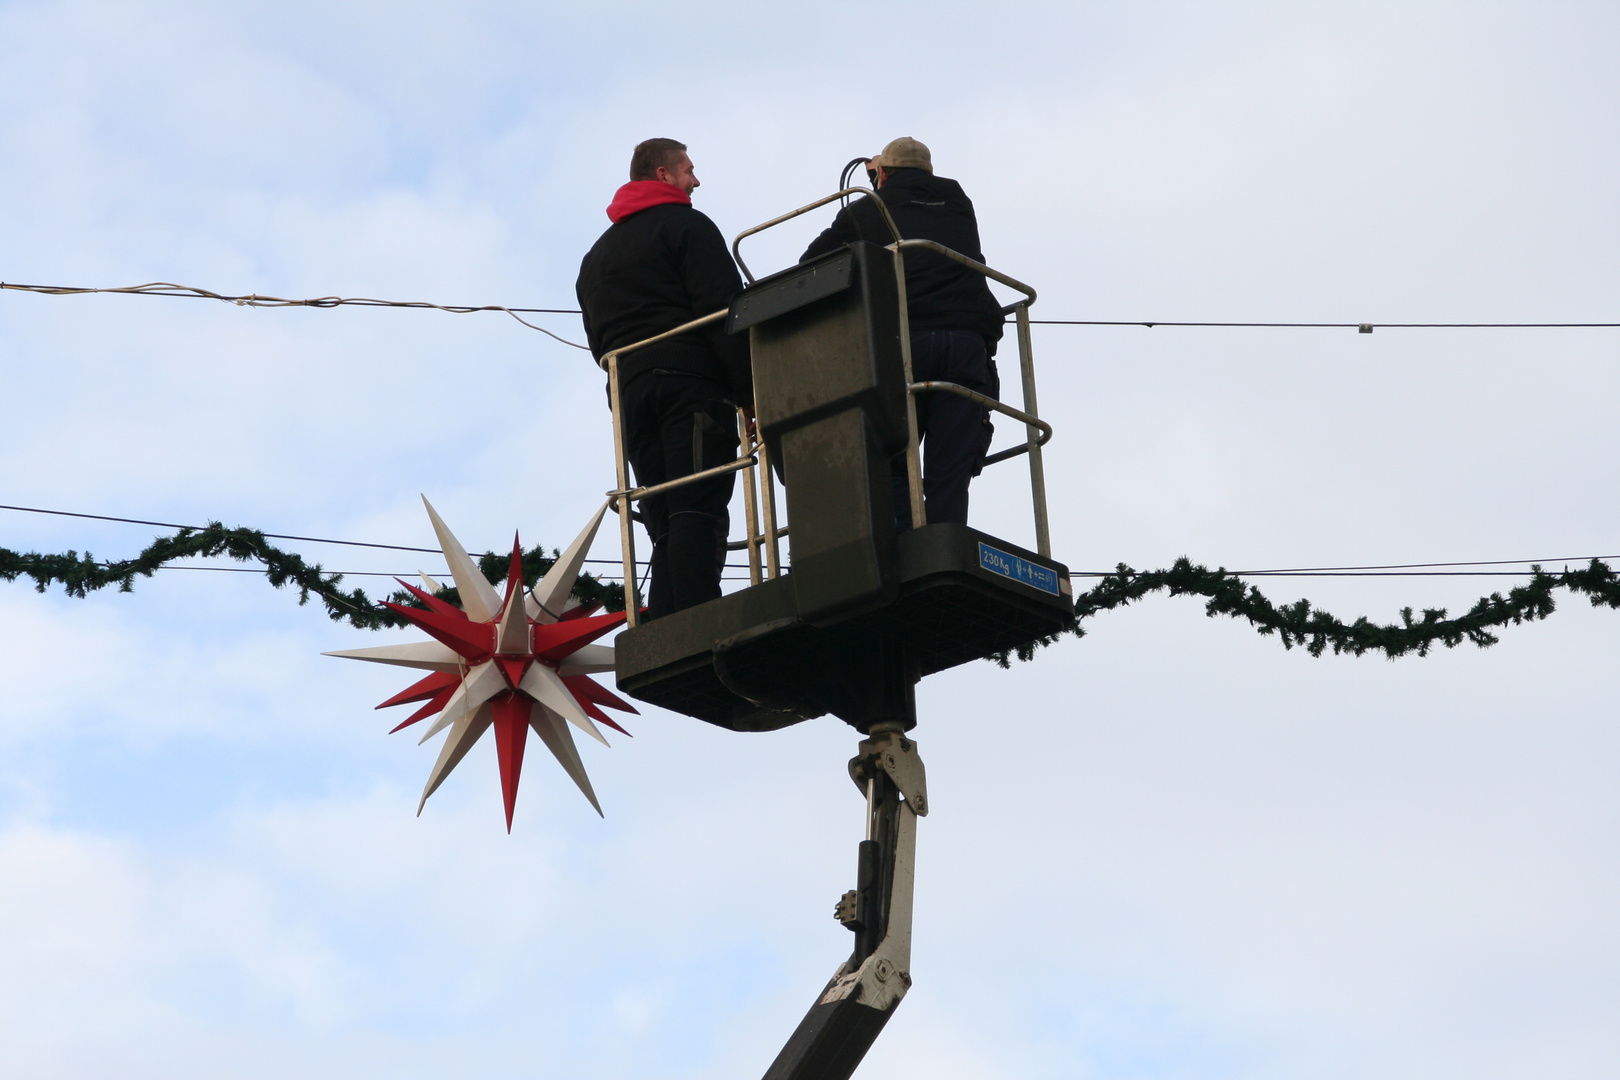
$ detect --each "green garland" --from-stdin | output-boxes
[993,556,1620,665]
[0,523,624,628]
[4,526,1615,664]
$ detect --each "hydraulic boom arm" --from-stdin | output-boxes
[762,725,927,1080]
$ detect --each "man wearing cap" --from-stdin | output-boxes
[802,136,1004,529]
[576,138,751,619]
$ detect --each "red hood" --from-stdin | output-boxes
[606,180,691,223]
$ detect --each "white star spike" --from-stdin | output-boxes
[417,659,506,744]
[532,500,610,621]
[520,662,608,745]
[326,502,638,830]
[421,495,503,622]
[322,640,462,672]
[557,644,615,676]
[496,574,531,653]
[530,705,601,816]
[419,703,495,814]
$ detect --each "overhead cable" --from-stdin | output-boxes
[0,501,734,569]
[0,280,590,350]
[4,503,1609,581]
[7,280,1616,336]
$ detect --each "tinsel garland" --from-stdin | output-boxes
[3,527,1614,663]
[994,556,1620,665]
[0,523,624,628]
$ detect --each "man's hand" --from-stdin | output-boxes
[742,404,757,443]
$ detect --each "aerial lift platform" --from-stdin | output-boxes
[600,189,1069,1080]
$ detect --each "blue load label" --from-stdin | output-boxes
[977,542,1061,596]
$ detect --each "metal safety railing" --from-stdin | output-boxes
[599,188,1054,626]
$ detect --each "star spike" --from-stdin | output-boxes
[393,578,465,618]
[530,705,602,816]
[531,610,626,662]
[419,572,445,594]
[531,501,609,622]
[490,693,531,831]
[381,600,495,662]
[418,660,507,744]
[418,703,494,815]
[566,689,631,736]
[520,662,609,745]
[391,686,457,733]
[557,644,614,675]
[376,669,461,710]
[495,537,531,656]
[562,673,639,715]
[421,495,503,621]
[322,641,462,672]
[559,601,602,621]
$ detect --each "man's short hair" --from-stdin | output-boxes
[630,138,688,181]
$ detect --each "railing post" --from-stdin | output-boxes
[740,409,763,586]
[607,352,641,625]
[1014,304,1051,558]
[759,440,782,579]
[893,247,925,529]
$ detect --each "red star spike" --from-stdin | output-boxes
[490,692,532,830]
[391,685,458,733]
[375,669,461,711]
[325,499,625,828]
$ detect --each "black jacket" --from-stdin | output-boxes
[576,202,752,397]
[801,170,1005,351]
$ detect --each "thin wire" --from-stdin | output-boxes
[1024,320,1620,329]
[9,280,1618,336]
[0,502,758,569]
[140,564,753,582]
[10,500,1612,579]
[1066,554,1616,577]
[1,280,590,350]
[1231,554,1618,573]
[1068,570,1566,578]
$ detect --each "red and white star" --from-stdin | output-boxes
[326,498,636,828]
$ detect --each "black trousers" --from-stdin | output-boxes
[620,373,739,620]
[893,330,998,529]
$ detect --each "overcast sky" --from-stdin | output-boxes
[2,2,1617,1078]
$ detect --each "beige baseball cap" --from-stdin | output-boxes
[871,136,932,173]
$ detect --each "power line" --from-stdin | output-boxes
[139,564,753,582]
[1229,554,1619,574]
[1028,320,1620,329]
[7,500,1610,582]
[1070,570,1572,579]
[7,280,1616,335]
[0,502,448,554]
[0,502,633,564]
[0,280,590,350]
[0,501,728,569]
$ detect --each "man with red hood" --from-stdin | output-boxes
[576,138,750,619]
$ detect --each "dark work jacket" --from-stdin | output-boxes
[801,170,1005,352]
[576,201,752,399]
